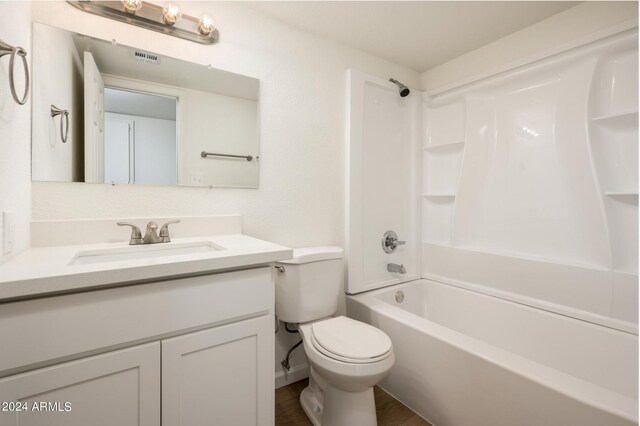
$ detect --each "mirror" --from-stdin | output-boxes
[31,23,260,188]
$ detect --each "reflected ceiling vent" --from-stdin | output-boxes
[131,50,160,64]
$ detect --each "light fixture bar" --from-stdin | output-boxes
[67,1,219,45]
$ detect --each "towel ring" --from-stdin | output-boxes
[51,105,70,143]
[0,39,29,105]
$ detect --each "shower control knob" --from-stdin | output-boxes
[382,230,405,254]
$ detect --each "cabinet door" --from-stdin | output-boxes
[0,342,160,426]
[162,316,274,426]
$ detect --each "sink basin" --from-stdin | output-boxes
[69,241,224,265]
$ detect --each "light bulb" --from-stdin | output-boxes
[121,0,142,14]
[162,3,181,25]
[198,14,215,35]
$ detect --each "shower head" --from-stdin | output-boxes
[389,78,410,97]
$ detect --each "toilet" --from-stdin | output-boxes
[275,247,394,426]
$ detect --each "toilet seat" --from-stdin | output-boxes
[310,316,392,364]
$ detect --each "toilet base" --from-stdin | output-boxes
[300,367,377,426]
[300,371,323,426]
[300,386,322,426]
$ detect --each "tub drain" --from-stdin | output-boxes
[395,290,404,303]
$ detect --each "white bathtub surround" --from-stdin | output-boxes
[346,70,421,295]
[345,11,638,426]
[348,279,638,426]
[421,27,638,332]
[348,25,638,331]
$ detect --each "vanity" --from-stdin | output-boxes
[0,216,291,426]
[0,13,289,424]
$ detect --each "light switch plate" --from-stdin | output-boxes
[3,211,15,254]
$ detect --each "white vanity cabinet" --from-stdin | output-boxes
[162,316,273,425]
[0,342,161,426]
[0,267,275,426]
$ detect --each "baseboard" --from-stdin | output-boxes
[275,363,309,389]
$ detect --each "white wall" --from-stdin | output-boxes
[0,2,31,263]
[29,0,420,383]
[421,2,638,92]
[31,1,419,241]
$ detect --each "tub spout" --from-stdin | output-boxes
[387,263,406,274]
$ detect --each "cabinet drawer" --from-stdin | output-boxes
[0,342,160,426]
[0,267,273,375]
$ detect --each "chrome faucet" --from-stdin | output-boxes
[387,263,406,274]
[117,220,181,245]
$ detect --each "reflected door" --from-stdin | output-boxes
[83,51,105,183]
[103,112,177,185]
[104,115,133,184]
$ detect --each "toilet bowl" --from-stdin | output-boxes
[297,316,395,426]
[275,247,394,425]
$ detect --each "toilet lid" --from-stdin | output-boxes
[311,316,392,362]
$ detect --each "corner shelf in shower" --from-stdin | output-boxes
[591,111,638,128]
[423,141,465,151]
[423,193,456,198]
[605,192,638,202]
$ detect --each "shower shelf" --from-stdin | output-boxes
[605,192,638,203]
[591,111,638,128]
[423,193,456,198]
[423,141,465,151]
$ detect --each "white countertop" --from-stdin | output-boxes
[0,234,292,302]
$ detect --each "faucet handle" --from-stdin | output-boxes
[382,230,405,253]
[159,219,180,243]
[392,239,406,249]
[117,222,143,245]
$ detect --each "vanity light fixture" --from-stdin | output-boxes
[198,14,215,36]
[162,3,181,25]
[121,0,142,14]
[67,1,219,45]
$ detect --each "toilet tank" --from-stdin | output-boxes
[275,246,344,324]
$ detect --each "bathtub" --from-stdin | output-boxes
[347,279,638,426]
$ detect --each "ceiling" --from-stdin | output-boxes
[243,1,580,72]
